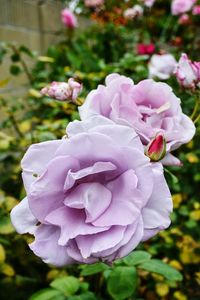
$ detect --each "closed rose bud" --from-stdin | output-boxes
[174,53,200,89]
[146,134,166,162]
[41,78,82,102]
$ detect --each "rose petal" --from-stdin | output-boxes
[10,197,37,234]
[30,225,73,266]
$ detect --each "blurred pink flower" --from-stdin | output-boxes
[178,14,191,24]
[137,43,155,55]
[84,0,104,7]
[61,8,77,28]
[144,0,156,7]
[175,53,200,89]
[192,5,200,15]
[148,54,177,80]
[171,0,197,15]
[41,78,82,102]
[124,5,144,19]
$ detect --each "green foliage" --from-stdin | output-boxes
[107,266,137,300]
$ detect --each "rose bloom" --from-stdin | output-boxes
[137,43,155,55]
[193,5,200,15]
[148,54,177,80]
[85,0,104,8]
[175,53,200,89]
[171,0,197,15]
[11,116,172,265]
[143,0,156,8]
[124,5,144,19]
[80,74,195,166]
[61,8,77,28]
[41,78,82,102]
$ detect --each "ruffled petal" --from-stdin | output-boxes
[45,206,109,246]
[30,225,73,266]
[21,140,62,193]
[10,197,37,234]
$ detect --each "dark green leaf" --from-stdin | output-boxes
[107,266,137,300]
[123,250,152,266]
[29,288,65,300]
[50,276,80,296]
[139,259,183,281]
[68,292,97,300]
[10,65,21,75]
[80,262,109,276]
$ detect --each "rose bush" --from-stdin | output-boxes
[80,74,195,166]
[11,116,172,266]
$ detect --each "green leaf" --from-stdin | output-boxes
[107,266,137,300]
[10,65,21,75]
[139,259,183,281]
[68,292,97,300]
[50,276,80,296]
[19,45,35,57]
[123,250,152,266]
[29,288,65,300]
[80,262,109,276]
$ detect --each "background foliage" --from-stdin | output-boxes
[0,0,200,299]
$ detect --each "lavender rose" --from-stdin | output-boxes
[79,74,195,166]
[11,117,172,266]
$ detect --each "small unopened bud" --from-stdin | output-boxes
[145,134,166,162]
[41,78,82,102]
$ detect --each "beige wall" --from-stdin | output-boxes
[0,0,65,53]
[0,0,65,102]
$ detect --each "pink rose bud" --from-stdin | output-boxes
[145,134,166,162]
[41,78,82,102]
[193,5,200,15]
[174,53,200,89]
[61,8,77,28]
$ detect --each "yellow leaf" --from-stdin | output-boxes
[38,56,54,63]
[172,194,184,208]
[169,260,182,271]
[0,244,6,263]
[156,283,169,297]
[18,120,32,133]
[195,272,200,285]
[29,88,42,98]
[174,291,187,300]
[64,66,71,72]
[1,263,15,277]
[5,196,18,212]
[0,78,9,88]
[190,210,200,221]
[186,140,194,149]
[186,153,199,163]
